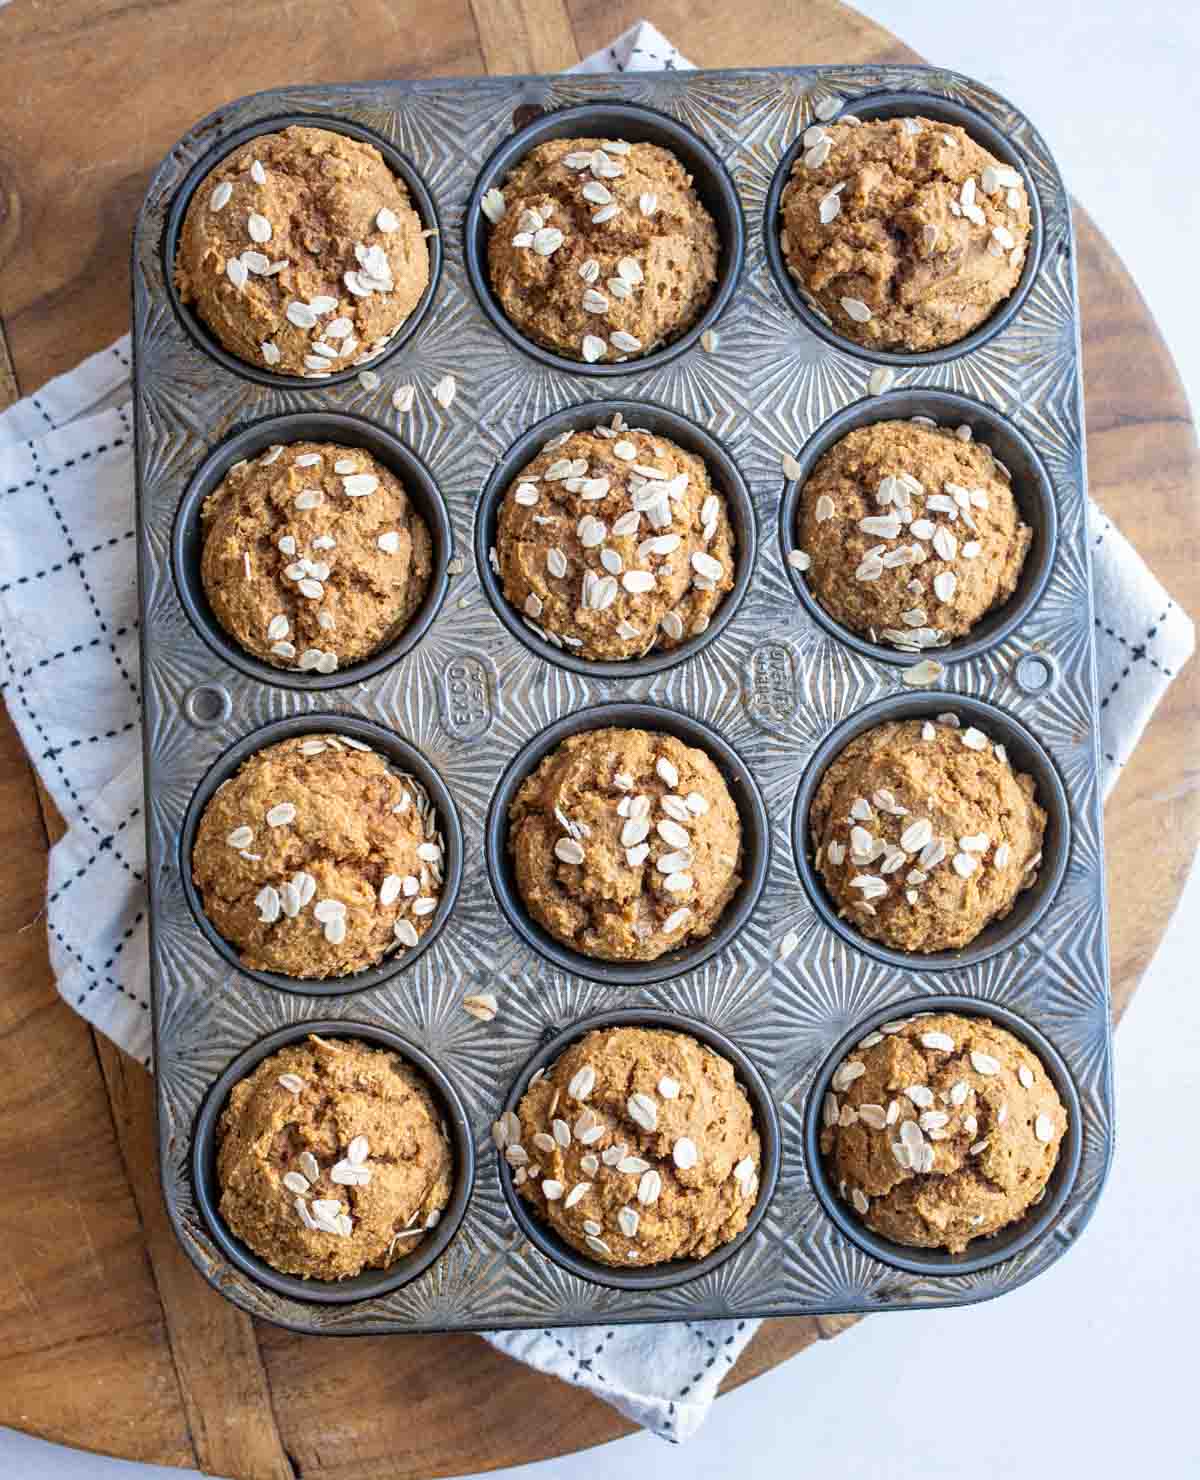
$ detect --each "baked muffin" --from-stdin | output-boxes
[493,412,735,660]
[201,440,433,673]
[217,1034,453,1280]
[780,116,1032,352]
[192,733,446,978]
[484,137,718,363]
[496,1026,761,1267]
[809,715,1045,953]
[508,727,742,962]
[820,1011,1067,1253]
[176,125,430,376]
[792,419,1030,650]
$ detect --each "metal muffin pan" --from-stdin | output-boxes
[192,1018,476,1303]
[777,388,1059,667]
[133,64,1111,1335]
[497,1008,781,1291]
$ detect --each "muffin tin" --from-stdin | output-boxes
[133,64,1112,1335]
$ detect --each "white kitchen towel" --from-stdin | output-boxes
[0,19,1192,1445]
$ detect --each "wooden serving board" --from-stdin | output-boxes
[0,1,1195,1476]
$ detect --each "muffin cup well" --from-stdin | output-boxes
[497,1008,780,1291]
[791,693,1069,970]
[179,714,463,995]
[805,995,1084,1278]
[191,1019,475,1305]
[464,101,744,376]
[172,412,452,692]
[163,112,442,387]
[475,399,757,678]
[485,703,770,986]
[763,91,1044,367]
[777,389,1058,667]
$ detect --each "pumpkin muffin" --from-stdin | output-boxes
[780,115,1032,352]
[496,1025,761,1267]
[201,440,432,674]
[176,125,430,375]
[792,418,1029,651]
[493,412,734,660]
[485,136,719,363]
[820,1011,1067,1253]
[192,733,446,978]
[809,715,1045,953]
[218,1034,452,1280]
[508,727,742,963]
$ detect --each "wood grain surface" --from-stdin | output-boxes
[0,1,1195,1475]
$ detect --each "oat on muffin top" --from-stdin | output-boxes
[792,418,1030,651]
[496,1026,761,1267]
[176,125,430,376]
[201,440,433,673]
[493,412,734,661]
[218,1034,453,1280]
[780,115,1031,352]
[820,1011,1066,1253]
[508,727,743,963]
[485,136,719,363]
[809,715,1045,953]
[191,733,446,978]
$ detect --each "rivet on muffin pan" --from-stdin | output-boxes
[777,389,1058,668]
[790,692,1070,971]
[190,1019,475,1305]
[179,714,463,996]
[464,101,745,376]
[804,995,1085,1278]
[182,683,232,729]
[162,113,443,388]
[172,412,452,692]
[475,400,757,679]
[485,703,770,986]
[762,91,1044,367]
[495,1008,780,1292]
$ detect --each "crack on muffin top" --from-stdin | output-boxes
[809,716,1045,953]
[508,727,743,962]
[780,116,1031,351]
[201,440,432,672]
[819,1011,1066,1253]
[192,734,446,978]
[493,412,734,660]
[486,137,719,363]
[176,124,430,375]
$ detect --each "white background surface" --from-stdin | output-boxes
[3,2,1198,1476]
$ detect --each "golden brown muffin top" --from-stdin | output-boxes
[486,137,718,363]
[497,1026,761,1266]
[218,1034,453,1280]
[780,116,1031,352]
[820,1011,1066,1253]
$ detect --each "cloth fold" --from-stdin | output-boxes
[0,19,1192,1444]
